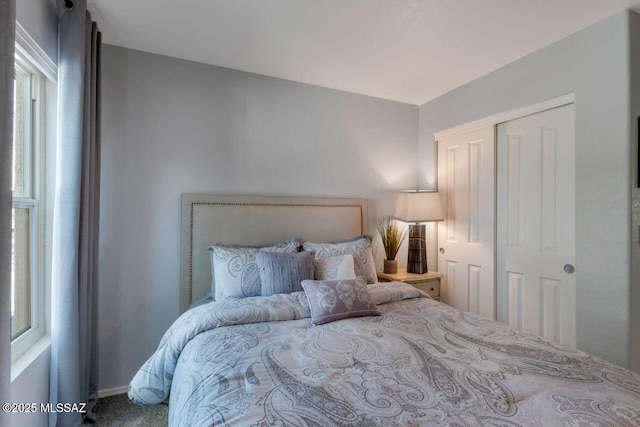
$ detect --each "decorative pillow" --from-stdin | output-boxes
[303,236,377,284]
[208,238,302,300]
[256,251,315,296]
[301,277,381,325]
[313,254,356,281]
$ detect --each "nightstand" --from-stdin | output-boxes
[377,269,443,300]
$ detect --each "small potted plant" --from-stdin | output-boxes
[376,216,406,274]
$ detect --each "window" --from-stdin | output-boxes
[11,52,46,361]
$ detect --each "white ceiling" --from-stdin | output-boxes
[87,0,640,105]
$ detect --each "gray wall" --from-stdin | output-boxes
[419,11,635,369]
[16,0,57,64]
[98,45,419,390]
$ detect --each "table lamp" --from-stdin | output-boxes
[396,191,444,274]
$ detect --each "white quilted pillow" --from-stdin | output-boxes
[313,254,356,281]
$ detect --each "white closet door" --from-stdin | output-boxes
[497,104,575,346]
[437,126,495,319]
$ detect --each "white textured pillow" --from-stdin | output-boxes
[303,236,377,284]
[208,238,302,300]
[314,254,356,281]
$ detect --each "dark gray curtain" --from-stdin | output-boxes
[0,1,16,426]
[50,0,101,425]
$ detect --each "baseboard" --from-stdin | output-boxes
[98,385,129,398]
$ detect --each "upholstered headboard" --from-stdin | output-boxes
[180,194,369,313]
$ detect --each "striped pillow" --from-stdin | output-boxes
[256,251,315,296]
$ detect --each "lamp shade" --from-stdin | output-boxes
[396,191,444,223]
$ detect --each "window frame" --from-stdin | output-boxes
[11,51,47,363]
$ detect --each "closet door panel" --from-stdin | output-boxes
[437,126,495,319]
[496,104,575,346]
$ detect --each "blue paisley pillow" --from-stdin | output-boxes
[208,238,302,300]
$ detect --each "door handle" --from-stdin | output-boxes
[439,247,445,254]
[564,264,575,274]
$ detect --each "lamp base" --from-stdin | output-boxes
[407,224,427,274]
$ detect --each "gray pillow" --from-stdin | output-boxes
[256,251,315,296]
[303,236,377,284]
[301,276,381,325]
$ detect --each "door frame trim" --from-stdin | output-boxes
[434,93,575,141]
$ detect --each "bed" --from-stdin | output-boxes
[129,194,640,426]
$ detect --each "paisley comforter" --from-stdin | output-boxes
[129,282,640,426]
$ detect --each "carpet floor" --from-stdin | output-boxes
[95,393,168,426]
